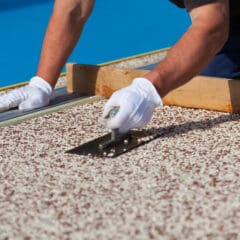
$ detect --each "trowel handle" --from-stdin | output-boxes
[106,107,120,140]
[106,106,120,119]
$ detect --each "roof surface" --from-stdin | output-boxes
[1,99,239,239]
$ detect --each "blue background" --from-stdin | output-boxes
[0,0,190,87]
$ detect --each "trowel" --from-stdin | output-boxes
[66,107,156,158]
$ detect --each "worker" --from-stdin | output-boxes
[0,0,239,133]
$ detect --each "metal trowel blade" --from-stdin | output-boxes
[66,130,154,158]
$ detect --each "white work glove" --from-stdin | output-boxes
[102,77,163,133]
[0,76,53,112]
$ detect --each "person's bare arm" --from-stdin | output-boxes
[145,0,229,97]
[0,0,95,112]
[37,0,95,87]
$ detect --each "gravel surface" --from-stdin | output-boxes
[107,50,167,69]
[0,100,240,240]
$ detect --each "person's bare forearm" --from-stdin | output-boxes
[145,24,228,96]
[37,0,95,87]
[145,0,229,97]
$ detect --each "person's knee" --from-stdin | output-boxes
[53,0,95,23]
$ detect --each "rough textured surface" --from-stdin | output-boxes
[0,100,240,240]
[108,50,167,69]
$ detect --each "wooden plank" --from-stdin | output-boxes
[66,63,148,97]
[66,63,240,113]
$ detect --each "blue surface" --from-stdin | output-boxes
[0,0,190,87]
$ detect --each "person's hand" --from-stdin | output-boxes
[102,77,163,133]
[0,76,53,112]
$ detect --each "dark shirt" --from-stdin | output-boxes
[169,0,240,78]
[169,0,185,8]
[170,0,240,35]
[169,0,240,17]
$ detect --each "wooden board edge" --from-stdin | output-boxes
[66,63,240,113]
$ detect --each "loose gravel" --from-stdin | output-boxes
[0,100,240,240]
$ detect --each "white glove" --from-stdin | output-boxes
[0,76,53,112]
[102,77,163,133]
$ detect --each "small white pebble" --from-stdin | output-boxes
[110,148,116,153]
[107,152,115,157]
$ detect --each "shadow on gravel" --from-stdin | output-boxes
[142,113,240,140]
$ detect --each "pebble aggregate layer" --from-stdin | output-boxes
[0,100,240,240]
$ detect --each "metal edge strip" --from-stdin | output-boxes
[0,95,103,128]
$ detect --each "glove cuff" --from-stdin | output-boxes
[132,77,163,107]
[29,76,53,96]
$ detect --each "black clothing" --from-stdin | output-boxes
[169,0,240,78]
[169,0,240,17]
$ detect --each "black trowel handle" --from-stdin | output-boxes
[107,106,120,141]
[106,106,120,119]
[105,106,120,142]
